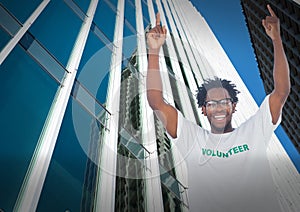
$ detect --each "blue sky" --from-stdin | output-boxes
[190,0,299,171]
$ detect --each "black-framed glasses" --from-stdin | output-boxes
[204,98,233,109]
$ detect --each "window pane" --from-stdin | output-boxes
[29,0,82,66]
[0,3,21,36]
[0,45,58,211]
[19,32,67,83]
[78,30,110,73]
[124,0,137,36]
[73,0,90,14]
[64,0,88,21]
[76,32,112,104]
[93,0,117,42]
[0,27,11,52]
[141,0,151,29]
[0,0,42,23]
[71,80,110,128]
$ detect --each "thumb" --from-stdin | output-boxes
[262,19,267,30]
[262,19,271,32]
[162,26,167,34]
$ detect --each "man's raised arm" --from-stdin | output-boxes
[262,4,290,124]
[146,13,178,138]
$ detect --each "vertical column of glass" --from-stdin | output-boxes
[161,0,201,127]
[0,0,50,65]
[155,0,196,124]
[170,0,212,129]
[164,0,202,101]
[166,0,203,82]
[173,0,214,79]
[13,0,99,211]
[165,0,203,84]
[94,0,125,211]
[135,0,165,211]
[162,0,200,107]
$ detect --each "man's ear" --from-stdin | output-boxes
[202,106,207,116]
[232,102,237,113]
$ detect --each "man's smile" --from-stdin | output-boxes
[213,114,226,121]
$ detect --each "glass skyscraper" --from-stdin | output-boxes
[0,0,299,211]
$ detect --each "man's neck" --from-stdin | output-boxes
[211,126,234,134]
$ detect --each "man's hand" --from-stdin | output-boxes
[262,4,281,41]
[146,13,167,53]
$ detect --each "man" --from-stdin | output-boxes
[146,5,290,212]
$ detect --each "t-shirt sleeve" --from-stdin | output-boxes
[166,110,202,157]
[244,94,281,145]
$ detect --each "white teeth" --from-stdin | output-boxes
[214,115,225,120]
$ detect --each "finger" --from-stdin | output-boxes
[162,26,167,35]
[261,19,269,31]
[156,13,161,26]
[152,27,162,35]
[267,4,277,17]
[262,19,266,29]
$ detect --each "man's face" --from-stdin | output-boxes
[202,88,236,134]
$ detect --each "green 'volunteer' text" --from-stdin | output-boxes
[202,144,250,158]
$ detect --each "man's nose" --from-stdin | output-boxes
[215,103,225,111]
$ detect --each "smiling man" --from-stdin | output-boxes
[197,79,240,134]
[146,4,290,212]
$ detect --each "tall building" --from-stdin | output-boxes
[0,0,299,211]
[241,0,300,153]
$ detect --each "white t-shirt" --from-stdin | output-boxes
[169,95,282,212]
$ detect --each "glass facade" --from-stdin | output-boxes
[0,44,57,211]
[0,0,298,211]
[0,0,109,211]
[37,99,102,212]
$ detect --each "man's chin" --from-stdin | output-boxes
[212,122,226,129]
[211,126,226,134]
[211,122,233,133]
